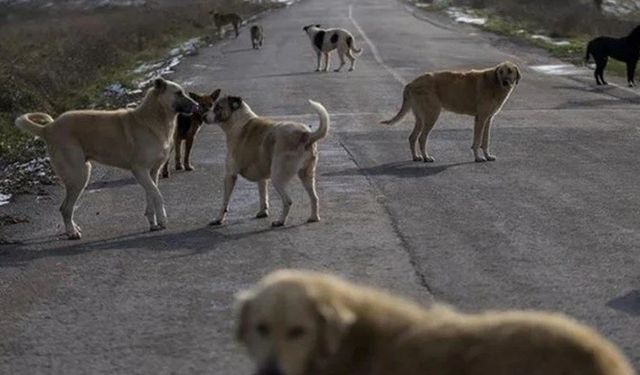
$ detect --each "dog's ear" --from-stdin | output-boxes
[153,78,167,92]
[229,96,243,110]
[316,300,356,356]
[210,89,222,102]
[235,289,255,343]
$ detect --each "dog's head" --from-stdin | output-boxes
[204,95,244,124]
[151,78,199,115]
[188,89,221,117]
[494,61,521,88]
[303,24,322,34]
[236,270,356,375]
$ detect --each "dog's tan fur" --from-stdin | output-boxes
[204,96,329,227]
[210,11,242,37]
[237,270,635,375]
[15,78,198,239]
[382,61,521,163]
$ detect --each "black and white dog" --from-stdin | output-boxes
[303,24,363,72]
[586,25,640,87]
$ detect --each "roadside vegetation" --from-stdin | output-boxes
[413,0,639,75]
[0,0,276,196]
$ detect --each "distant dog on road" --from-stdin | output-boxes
[161,89,221,178]
[236,270,635,375]
[15,78,198,239]
[303,24,362,72]
[210,11,242,38]
[382,61,521,163]
[586,25,640,87]
[204,96,329,227]
[250,25,264,49]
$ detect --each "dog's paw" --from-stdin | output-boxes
[185,165,195,171]
[175,164,184,171]
[307,216,320,223]
[67,231,82,240]
[150,224,166,232]
[348,67,354,72]
[209,219,224,226]
[423,156,435,163]
[475,156,488,163]
[271,221,285,227]
[485,154,497,162]
[256,211,269,219]
[413,156,424,162]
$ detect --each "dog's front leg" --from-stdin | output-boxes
[256,179,269,218]
[210,174,237,226]
[472,115,488,162]
[133,168,167,231]
[481,115,496,162]
[315,52,322,72]
[323,52,330,72]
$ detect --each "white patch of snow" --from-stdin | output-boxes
[0,193,11,206]
[530,64,584,76]
[531,35,571,46]
[446,7,487,26]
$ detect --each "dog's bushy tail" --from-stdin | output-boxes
[381,85,411,126]
[15,113,54,138]
[307,99,330,145]
[585,41,593,64]
[347,36,363,56]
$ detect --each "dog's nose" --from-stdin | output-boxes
[258,360,283,375]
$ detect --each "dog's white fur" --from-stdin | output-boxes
[204,96,330,227]
[15,78,197,239]
[303,24,362,72]
[237,270,636,375]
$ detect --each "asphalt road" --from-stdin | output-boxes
[1,0,639,373]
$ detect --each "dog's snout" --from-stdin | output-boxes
[257,359,283,375]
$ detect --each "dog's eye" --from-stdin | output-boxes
[287,326,306,340]
[256,323,269,337]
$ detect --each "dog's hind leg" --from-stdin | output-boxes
[626,59,637,87]
[52,151,91,240]
[417,108,440,163]
[184,137,195,171]
[175,139,184,170]
[334,47,347,72]
[346,49,356,71]
[322,53,330,72]
[271,159,297,227]
[409,119,423,162]
[256,179,269,219]
[132,168,166,231]
[299,159,319,223]
[595,57,608,85]
[481,115,497,161]
[315,52,322,72]
[210,174,237,226]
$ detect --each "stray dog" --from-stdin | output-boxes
[204,96,329,227]
[382,61,520,163]
[161,89,221,178]
[586,25,640,87]
[236,270,636,375]
[303,24,362,72]
[210,11,242,38]
[15,78,198,239]
[251,25,264,49]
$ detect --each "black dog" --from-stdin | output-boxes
[586,25,640,87]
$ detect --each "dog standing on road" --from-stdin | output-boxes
[210,11,242,38]
[204,96,329,227]
[251,25,264,49]
[15,78,198,239]
[586,25,640,87]
[161,89,221,178]
[382,61,521,163]
[236,270,635,375]
[303,24,362,72]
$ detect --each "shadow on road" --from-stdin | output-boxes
[252,71,319,79]
[0,222,306,266]
[223,47,256,54]
[86,177,137,191]
[607,290,640,316]
[323,161,474,179]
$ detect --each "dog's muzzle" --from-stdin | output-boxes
[256,360,283,375]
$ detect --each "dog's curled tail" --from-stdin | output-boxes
[381,85,411,126]
[307,99,330,145]
[15,113,54,138]
[347,36,363,56]
[585,41,592,64]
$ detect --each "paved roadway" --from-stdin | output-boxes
[1,0,639,373]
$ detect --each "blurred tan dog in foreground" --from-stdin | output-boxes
[15,78,198,239]
[236,270,635,375]
[382,61,521,163]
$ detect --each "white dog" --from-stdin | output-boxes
[204,96,330,227]
[303,24,362,72]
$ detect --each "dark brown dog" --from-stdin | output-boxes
[162,89,221,178]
